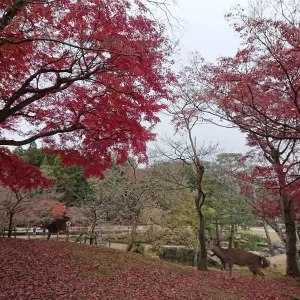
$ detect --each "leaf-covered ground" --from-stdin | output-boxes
[0,239,299,300]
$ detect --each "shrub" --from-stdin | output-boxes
[236,233,267,251]
[132,243,145,254]
[150,241,164,255]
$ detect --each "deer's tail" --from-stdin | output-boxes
[260,256,270,268]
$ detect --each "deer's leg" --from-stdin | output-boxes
[256,270,267,288]
[221,258,226,270]
[47,231,51,241]
[247,266,258,288]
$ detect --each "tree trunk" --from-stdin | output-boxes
[276,163,300,277]
[229,223,235,247]
[263,220,275,256]
[90,220,97,245]
[270,155,300,276]
[127,220,137,252]
[193,229,199,267]
[296,222,300,244]
[265,217,286,247]
[25,221,31,240]
[215,219,220,246]
[186,125,207,270]
[194,163,207,271]
[7,213,14,238]
[196,201,207,270]
[282,195,300,276]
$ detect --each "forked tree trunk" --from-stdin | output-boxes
[263,220,275,256]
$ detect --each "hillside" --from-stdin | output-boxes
[0,239,299,300]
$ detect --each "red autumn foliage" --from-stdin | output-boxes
[12,196,83,227]
[0,148,50,192]
[0,0,175,187]
[1,239,300,300]
[50,203,66,219]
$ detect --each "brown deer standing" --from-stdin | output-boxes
[41,215,71,241]
[207,238,270,286]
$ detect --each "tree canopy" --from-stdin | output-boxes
[0,0,175,189]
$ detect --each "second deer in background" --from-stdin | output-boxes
[207,238,270,287]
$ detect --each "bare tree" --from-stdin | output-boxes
[0,186,32,237]
[154,126,218,270]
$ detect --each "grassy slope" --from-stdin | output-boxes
[0,238,299,300]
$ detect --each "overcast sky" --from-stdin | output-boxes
[152,0,250,155]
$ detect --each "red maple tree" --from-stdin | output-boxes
[181,1,300,276]
[0,0,175,185]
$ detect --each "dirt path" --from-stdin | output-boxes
[269,254,286,265]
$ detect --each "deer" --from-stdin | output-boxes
[41,215,71,241]
[207,237,270,287]
[209,246,227,270]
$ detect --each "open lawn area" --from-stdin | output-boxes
[0,238,300,300]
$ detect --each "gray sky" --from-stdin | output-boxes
[152,0,250,155]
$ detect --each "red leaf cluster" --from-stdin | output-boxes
[1,239,299,299]
[0,148,50,191]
